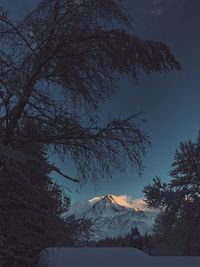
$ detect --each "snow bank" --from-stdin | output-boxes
[42,248,200,267]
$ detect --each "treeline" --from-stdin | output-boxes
[87,227,153,255]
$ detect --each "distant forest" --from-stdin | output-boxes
[87,227,153,256]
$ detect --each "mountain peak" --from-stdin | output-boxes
[105,194,115,199]
[101,194,136,210]
[103,194,117,203]
[65,194,158,241]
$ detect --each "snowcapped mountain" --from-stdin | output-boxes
[65,195,158,241]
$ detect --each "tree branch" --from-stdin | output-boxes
[49,164,79,183]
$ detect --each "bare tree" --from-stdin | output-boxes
[0,1,182,266]
[0,0,180,182]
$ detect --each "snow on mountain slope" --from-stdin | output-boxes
[65,195,158,241]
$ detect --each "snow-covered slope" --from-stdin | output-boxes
[43,248,200,267]
[65,195,158,240]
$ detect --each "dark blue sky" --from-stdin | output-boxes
[2,0,200,203]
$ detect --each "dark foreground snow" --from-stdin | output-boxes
[42,248,200,267]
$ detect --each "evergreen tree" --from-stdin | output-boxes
[0,121,91,266]
[144,132,200,255]
[130,227,143,250]
[142,234,153,255]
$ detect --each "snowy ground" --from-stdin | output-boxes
[42,248,200,267]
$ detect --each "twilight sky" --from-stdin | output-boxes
[2,0,200,203]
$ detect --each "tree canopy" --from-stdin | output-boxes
[0,0,181,184]
[0,0,182,265]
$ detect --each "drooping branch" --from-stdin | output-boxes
[0,144,79,183]
[12,114,148,182]
[0,0,181,183]
[49,164,79,183]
